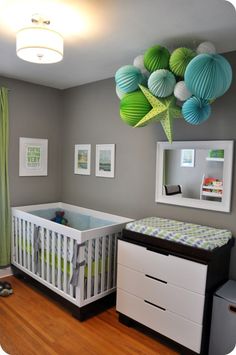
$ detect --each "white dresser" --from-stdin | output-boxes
[116,238,233,354]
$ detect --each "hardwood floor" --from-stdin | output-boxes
[0,276,179,355]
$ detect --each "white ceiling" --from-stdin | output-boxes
[0,0,236,89]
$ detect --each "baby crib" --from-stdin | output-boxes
[11,202,132,319]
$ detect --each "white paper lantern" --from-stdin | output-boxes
[174,81,192,101]
[133,54,150,77]
[197,41,216,54]
[116,85,126,99]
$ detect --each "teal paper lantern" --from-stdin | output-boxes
[182,96,211,125]
[148,69,176,98]
[169,47,196,78]
[185,54,232,100]
[144,45,170,73]
[115,65,143,93]
[120,91,152,126]
[116,85,127,100]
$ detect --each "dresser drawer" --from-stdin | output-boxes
[117,264,205,324]
[117,288,202,354]
[118,240,207,294]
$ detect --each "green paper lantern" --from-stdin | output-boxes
[169,47,196,78]
[144,45,170,73]
[120,91,151,127]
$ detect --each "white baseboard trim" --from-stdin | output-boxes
[0,267,13,278]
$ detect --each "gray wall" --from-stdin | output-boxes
[0,76,63,206]
[61,51,236,279]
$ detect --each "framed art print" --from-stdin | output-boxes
[95,144,115,178]
[180,149,195,167]
[19,137,48,176]
[74,144,91,175]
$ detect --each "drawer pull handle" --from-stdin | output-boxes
[145,274,167,284]
[229,305,236,313]
[144,300,166,311]
[146,247,169,256]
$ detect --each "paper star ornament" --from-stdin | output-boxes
[135,85,182,143]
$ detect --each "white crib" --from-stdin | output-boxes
[11,202,132,319]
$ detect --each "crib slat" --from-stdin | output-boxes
[69,238,74,297]
[57,234,62,290]
[86,240,92,299]
[63,235,67,293]
[101,235,106,293]
[11,216,15,263]
[112,233,118,288]
[46,229,50,283]
[94,238,99,296]
[51,232,56,286]
[107,234,112,290]
[41,228,45,279]
[14,217,19,264]
[18,219,22,266]
[78,243,85,304]
[27,221,30,270]
[31,224,35,274]
[22,220,26,268]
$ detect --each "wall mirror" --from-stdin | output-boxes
[156,141,234,212]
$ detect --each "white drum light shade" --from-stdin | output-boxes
[16,27,63,64]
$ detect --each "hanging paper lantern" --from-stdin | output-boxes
[144,45,170,73]
[197,41,216,54]
[182,96,211,125]
[169,47,196,78]
[148,69,176,98]
[120,90,152,126]
[185,53,232,100]
[115,65,143,93]
[174,81,192,101]
[116,85,127,100]
[133,54,150,77]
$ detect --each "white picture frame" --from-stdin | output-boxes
[74,144,91,175]
[180,149,195,167]
[19,137,48,176]
[95,144,115,178]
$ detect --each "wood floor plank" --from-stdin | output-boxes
[0,276,179,355]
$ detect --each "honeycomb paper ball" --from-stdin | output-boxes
[197,41,216,54]
[116,85,127,100]
[185,53,232,100]
[120,90,152,126]
[144,45,170,73]
[174,81,192,101]
[169,47,196,78]
[115,65,143,93]
[182,96,211,125]
[148,69,176,98]
[133,54,150,77]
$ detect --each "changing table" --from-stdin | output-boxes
[116,217,234,355]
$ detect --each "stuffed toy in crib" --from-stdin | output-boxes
[51,211,68,226]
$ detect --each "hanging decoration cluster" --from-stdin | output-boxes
[115,41,232,143]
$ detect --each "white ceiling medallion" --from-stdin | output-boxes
[16,14,63,64]
[225,0,236,10]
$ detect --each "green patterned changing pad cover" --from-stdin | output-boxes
[125,217,232,251]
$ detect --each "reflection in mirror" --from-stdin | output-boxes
[156,141,234,212]
[164,148,224,200]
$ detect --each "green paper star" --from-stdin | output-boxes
[135,85,182,143]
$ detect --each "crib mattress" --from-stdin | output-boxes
[125,217,232,251]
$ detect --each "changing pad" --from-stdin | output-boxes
[125,217,232,251]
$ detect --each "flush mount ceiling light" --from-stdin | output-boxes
[16,14,63,64]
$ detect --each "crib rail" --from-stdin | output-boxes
[11,208,123,307]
